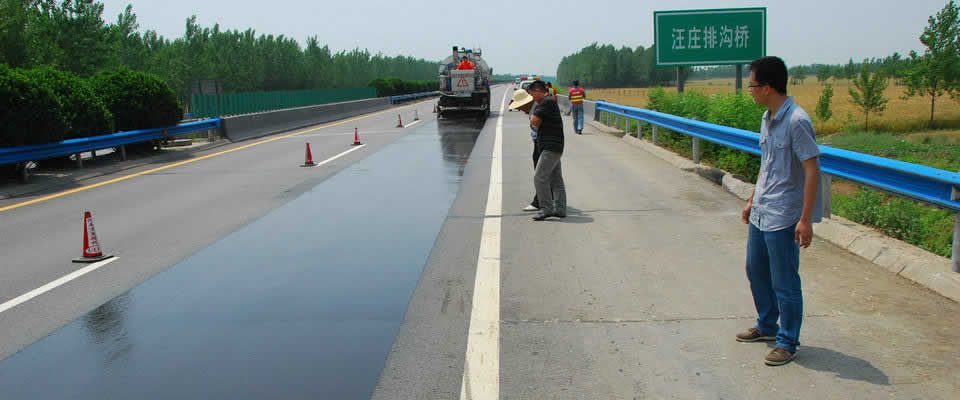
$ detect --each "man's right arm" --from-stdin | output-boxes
[742,193,753,225]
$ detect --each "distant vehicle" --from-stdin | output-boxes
[518,80,535,91]
[437,46,492,119]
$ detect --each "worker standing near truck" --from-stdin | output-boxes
[457,56,475,70]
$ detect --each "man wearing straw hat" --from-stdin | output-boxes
[509,80,566,221]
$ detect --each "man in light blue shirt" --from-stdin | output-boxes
[735,56,821,367]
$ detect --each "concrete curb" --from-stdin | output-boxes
[221,97,392,142]
[603,124,960,303]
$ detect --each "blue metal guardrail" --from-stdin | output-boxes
[0,118,222,166]
[596,100,960,212]
[389,91,439,103]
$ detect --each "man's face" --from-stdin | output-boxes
[528,86,547,102]
[747,71,768,107]
[518,101,534,114]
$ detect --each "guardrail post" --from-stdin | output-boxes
[119,145,127,161]
[692,137,701,164]
[75,153,83,169]
[652,125,659,145]
[594,103,600,122]
[821,173,832,219]
[953,187,960,273]
[636,121,642,138]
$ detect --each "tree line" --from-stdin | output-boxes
[556,43,680,88]
[0,0,439,99]
[814,0,960,128]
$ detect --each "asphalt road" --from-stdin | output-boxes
[0,96,446,363]
[1,83,959,399]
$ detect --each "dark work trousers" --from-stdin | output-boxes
[531,142,540,208]
[533,150,566,214]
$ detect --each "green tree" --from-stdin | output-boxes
[903,0,960,125]
[849,65,889,131]
[0,0,29,67]
[843,58,858,79]
[24,0,116,76]
[815,83,834,130]
[816,65,831,84]
[789,65,808,85]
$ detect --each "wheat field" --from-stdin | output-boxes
[588,79,960,134]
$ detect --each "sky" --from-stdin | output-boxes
[101,0,950,75]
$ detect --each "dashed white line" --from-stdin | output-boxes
[310,144,367,167]
[0,257,119,314]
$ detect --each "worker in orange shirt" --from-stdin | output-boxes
[568,80,586,134]
[457,56,475,70]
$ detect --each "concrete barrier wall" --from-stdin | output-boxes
[221,97,392,142]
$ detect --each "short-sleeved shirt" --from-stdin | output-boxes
[749,96,823,232]
[533,99,564,153]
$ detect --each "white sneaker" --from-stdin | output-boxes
[522,204,539,212]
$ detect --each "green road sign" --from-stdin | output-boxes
[654,8,766,66]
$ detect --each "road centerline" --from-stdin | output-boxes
[459,88,509,400]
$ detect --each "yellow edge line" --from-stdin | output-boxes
[0,101,430,213]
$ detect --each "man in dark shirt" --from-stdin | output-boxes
[519,80,565,220]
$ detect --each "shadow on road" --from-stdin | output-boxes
[792,345,891,385]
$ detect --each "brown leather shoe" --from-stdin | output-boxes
[735,327,776,342]
[764,348,797,366]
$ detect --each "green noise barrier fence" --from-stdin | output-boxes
[189,87,377,118]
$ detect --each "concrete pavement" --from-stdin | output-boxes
[375,89,960,399]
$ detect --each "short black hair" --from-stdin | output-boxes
[749,56,788,95]
[572,80,580,86]
[528,80,547,92]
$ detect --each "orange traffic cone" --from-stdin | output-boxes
[352,128,362,146]
[301,143,316,167]
[396,113,404,128]
[73,211,113,263]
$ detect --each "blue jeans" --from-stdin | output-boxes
[746,223,803,353]
[572,104,584,132]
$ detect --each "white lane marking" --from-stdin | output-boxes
[0,257,119,314]
[460,89,509,400]
[311,144,367,167]
[402,120,422,129]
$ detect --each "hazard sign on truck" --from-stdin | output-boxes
[451,70,475,94]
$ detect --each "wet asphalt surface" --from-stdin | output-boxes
[0,117,487,399]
